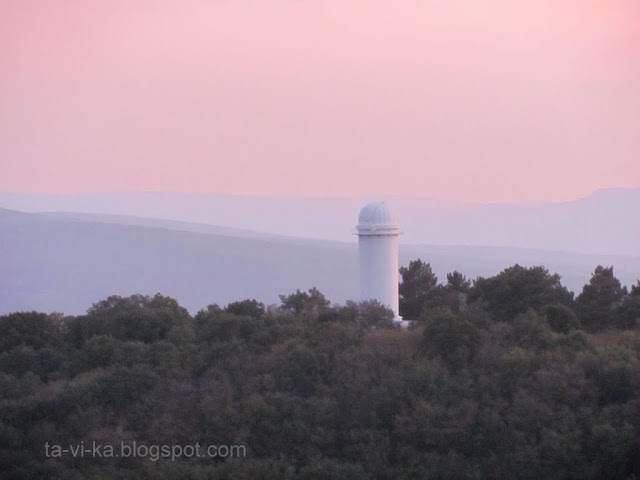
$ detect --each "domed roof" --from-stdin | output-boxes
[356,201,400,235]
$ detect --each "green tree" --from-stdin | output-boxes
[470,264,574,322]
[544,303,580,333]
[0,312,63,350]
[446,271,471,293]
[420,308,480,370]
[329,300,394,328]
[355,300,395,328]
[2,283,640,479]
[68,294,191,345]
[441,271,471,313]
[279,287,330,321]
[226,299,265,319]
[511,309,553,350]
[616,280,640,329]
[576,266,627,331]
[399,259,440,319]
[79,335,119,370]
[194,306,264,344]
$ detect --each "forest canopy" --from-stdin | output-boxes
[0,263,638,479]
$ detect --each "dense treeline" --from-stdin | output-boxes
[0,263,638,479]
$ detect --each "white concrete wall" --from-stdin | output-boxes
[358,233,400,318]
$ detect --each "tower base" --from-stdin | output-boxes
[392,316,412,328]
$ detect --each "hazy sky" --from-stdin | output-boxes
[1,0,639,203]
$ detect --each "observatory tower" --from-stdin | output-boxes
[356,201,402,320]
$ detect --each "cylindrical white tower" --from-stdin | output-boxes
[356,201,402,320]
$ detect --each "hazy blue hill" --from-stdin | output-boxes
[0,208,357,315]
[1,207,639,315]
[425,187,639,256]
[40,211,287,239]
[0,187,638,255]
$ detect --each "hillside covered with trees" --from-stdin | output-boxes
[1,263,638,479]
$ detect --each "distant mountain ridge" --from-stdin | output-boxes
[1,207,638,316]
[40,211,287,240]
[0,188,638,256]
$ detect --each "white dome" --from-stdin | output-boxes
[356,201,399,235]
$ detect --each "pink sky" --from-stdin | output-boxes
[1,0,639,203]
